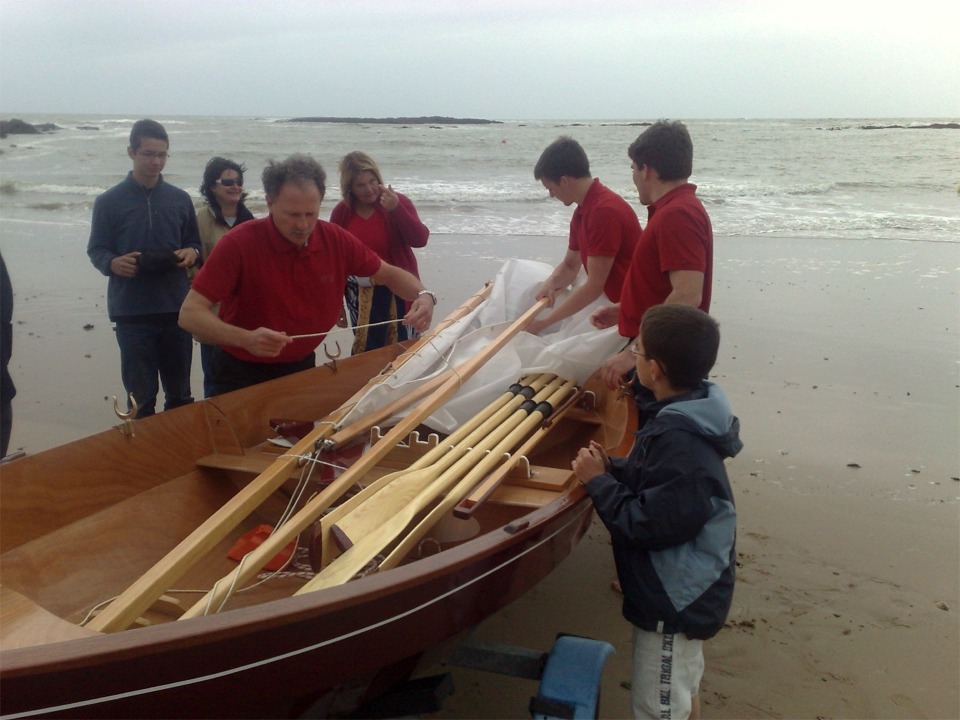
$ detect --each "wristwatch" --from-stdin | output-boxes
[417,289,438,305]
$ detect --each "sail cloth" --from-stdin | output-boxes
[338,259,625,434]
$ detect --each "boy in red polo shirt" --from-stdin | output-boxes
[527,137,641,336]
[591,121,714,400]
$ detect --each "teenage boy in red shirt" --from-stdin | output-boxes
[591,121,714,395]
[527,136,640,336]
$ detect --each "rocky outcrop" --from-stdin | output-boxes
[286,116,501,125]
[0,119,62,138]
[860,122,959,130]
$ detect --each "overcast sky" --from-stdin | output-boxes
[1,0,957,120]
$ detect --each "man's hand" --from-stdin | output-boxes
[572,441,610,484]
[534,282,560,307]
[244,327,293,358]
[403,293,434,334]
[590,303,620,329]
[601,348,636,390]
[175,247,200,268]
[110,252,141,277]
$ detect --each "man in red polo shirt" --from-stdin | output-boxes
[180,154,436,395]
[526,137,640,336]
[592,121,714,394]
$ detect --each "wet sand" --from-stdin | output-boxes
[2,234,958,718]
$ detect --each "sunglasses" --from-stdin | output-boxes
[215,178,243,187]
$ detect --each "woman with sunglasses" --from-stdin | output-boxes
[195,157,256,396]
[330,151,430,354]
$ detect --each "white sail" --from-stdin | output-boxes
[339,259,625,433]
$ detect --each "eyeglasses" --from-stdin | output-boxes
[629,342,647,360]
[136,150,169,160]
[215,178,243,187]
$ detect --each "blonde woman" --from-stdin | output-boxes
[330,151,429,353]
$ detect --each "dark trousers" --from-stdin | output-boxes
[1,400,11,458]
[210,347,316,397]
[114,314,193,418]
[200,342,217,399]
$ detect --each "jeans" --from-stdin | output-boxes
[114,314,193,418]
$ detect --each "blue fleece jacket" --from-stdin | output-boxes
[584,381,742,640]
[87,173,200,320]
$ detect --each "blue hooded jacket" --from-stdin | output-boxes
[584,381,742,640]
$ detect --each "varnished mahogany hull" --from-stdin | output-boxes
[0,345,621,718]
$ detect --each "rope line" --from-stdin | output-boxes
[289,318,402,340]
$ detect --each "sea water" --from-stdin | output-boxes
[1,115,958,243]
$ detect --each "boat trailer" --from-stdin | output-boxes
[339,633,615,719]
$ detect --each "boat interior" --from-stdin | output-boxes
[0,361,624,650]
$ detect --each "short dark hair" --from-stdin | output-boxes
[129,119,168,151]
[534,136,590,182]
[640,304,718,389]
[261,154,326,199]
[628,121,693,181]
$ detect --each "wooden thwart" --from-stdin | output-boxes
[0,585,98,650]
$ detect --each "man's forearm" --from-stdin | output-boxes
[179,292,247,347]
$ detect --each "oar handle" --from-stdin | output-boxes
[296,376,570,593]
[378,381,580,571]
[454,385,584,518]
[314,374,555,567]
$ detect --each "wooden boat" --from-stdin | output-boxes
[0,289,627,719]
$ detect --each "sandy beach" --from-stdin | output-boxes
[2,233,958,718]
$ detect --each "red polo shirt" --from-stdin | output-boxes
[618,183,713,337]
[192,217,381,363]
[568,179,641,303]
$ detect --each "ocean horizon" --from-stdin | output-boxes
[1,114,957,245]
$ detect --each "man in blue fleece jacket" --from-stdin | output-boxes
[87,119,201,417]
[573,304,742,720]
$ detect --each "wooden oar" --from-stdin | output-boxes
[178,297,551,620]
[326,375,566,557]
[295,377,568,593]
[87,284,492,634]
[315,374,555,568]
[453,384,585,518]
[380,381,581,570]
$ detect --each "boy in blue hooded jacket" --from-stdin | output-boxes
[573,304,742,720]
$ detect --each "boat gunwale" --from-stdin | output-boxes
[0,487,592,676]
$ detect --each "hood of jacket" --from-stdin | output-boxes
[639,381,743,460]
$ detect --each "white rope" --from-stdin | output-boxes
[289,318,402,340]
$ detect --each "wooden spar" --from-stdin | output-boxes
[380,381,581,570]
[87,283,492,634]
[178,297,551,621]
[317,282,493,440]
[315,373,555,568]
[294,376,569,593]
[324,376,567,560]
[315,286,503,450]
[357,283,492,385]
[454,384,585,518]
